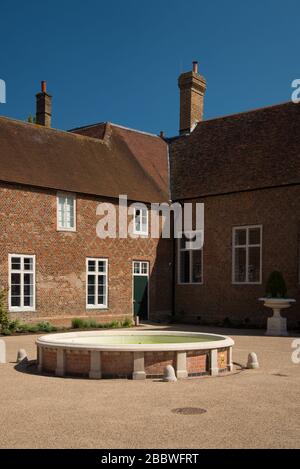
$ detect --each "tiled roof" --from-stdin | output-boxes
[0,117,169,203]
[170,101,300,200]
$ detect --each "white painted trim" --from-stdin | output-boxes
[133,206,149,236]
[8,254,36,312]
[56,191,77,232]
[232,225,262,284]
[86,258,108,309]
[177,230,203,285]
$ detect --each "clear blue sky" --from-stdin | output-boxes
[0,0,299,136]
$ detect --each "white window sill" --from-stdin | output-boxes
[177,282,203,286]
[133,232,148,237]
[232,282,262,285]
[9,308,36,313]
[57,227,76,232]
[86,305,108,310]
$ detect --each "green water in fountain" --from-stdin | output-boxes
[62,334,224,345]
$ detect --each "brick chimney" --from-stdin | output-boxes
[178,61,206,134]
[36,81,52,127]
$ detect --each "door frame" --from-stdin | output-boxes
[132,260,150,321]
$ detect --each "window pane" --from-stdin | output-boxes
[58,196,65,207]
[11,257,21,270]
[11,273,21,285]
[24,273,33,285]
[141,209,148,233]
[88,295,95,305]
[248,247,260,282]
[88,275,95,287]
[98,289,106,305]
[98,275,105,286]
[24,258,33,271]
[141,263,148,274]
[58,209,63,226]
[234,229,246,246]
[180,251,190,283]
[24,296,33,307]
[249,228,261,245]
[98,261,105,273]
[24,283,33,297]
[134,262,140,274]
[88,260,96,272]
[135,209,141,232]
[192,250,202,283]
[11,296,21,307]
[11,284,20,296]
[234,247,246,282]
[87,274,96,305]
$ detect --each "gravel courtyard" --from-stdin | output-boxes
[1,324,300,449]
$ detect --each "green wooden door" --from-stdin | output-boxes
[133,261,149,320]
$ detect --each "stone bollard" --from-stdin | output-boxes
[247,352,259,369]
[17,349,28,364]
[163,365,177,382]
[0,340,6,364]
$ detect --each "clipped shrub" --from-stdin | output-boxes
[88,319,99,329]
[265,271,287,298]
[0,287,9,334]
[27,324,39,333]
[110,320,120,329]
[122,317,133,328]
[36,321,57,333]
[8,318,21,333]
[71,318,85,329]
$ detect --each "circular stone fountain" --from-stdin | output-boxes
[36,330,234,380]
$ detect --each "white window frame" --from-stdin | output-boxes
[177,230,203,285]
[8,254,36,312]
[133,206,148,236]
[232,225,262,285]
[133,261,149,276]
[57,191,76,232]
[86,258,108,309]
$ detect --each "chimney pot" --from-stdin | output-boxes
[192,61,198,74]
[159,130,165,138]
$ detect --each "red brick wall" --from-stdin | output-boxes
[175,185,300,329]
[186,351,208,374]
[101,351,133,377]
[66,350,90,376]
[42,348,57,372]
[0,182,173,324]
[144,351,176,376]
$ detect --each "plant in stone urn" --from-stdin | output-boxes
[259,271,295,336]
[265,271,287,299]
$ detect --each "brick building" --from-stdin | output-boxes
[0,65,300,329]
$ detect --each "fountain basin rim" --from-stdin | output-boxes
[36,329,234,352]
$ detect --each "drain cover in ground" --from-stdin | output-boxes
[172,407,207,415]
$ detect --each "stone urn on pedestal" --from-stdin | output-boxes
[259,271,295,337]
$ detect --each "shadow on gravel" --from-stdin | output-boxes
[14,359,39,375]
